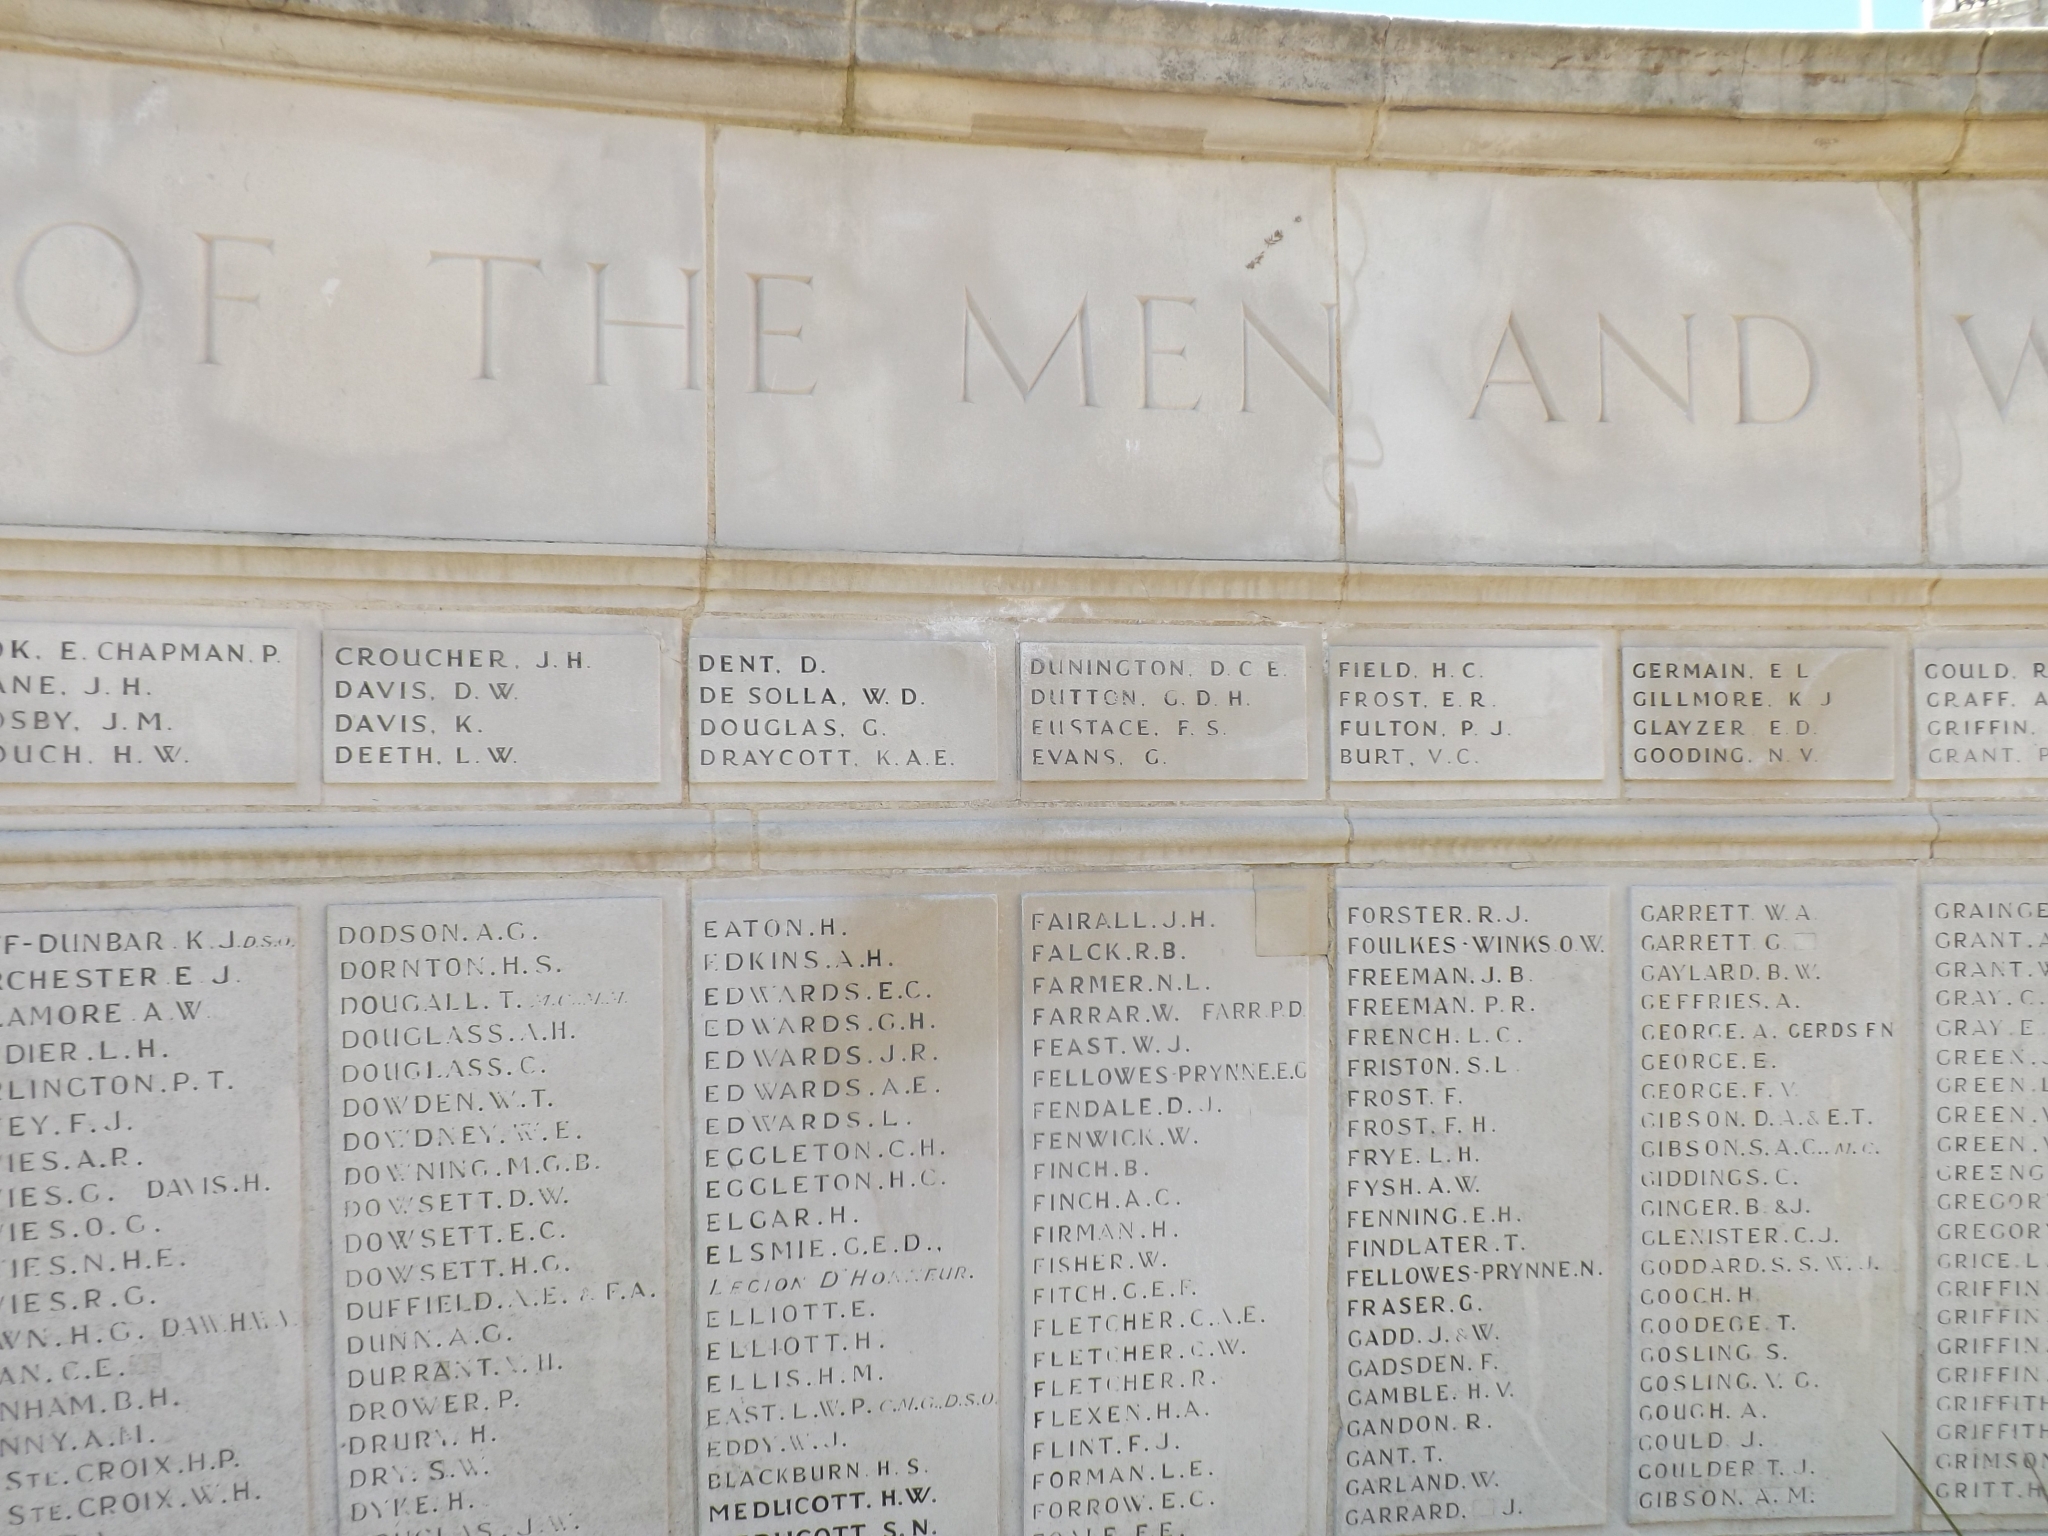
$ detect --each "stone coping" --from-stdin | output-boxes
[174,0,2038,117]
[15,0,2047,174]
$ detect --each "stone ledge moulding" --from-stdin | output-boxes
[6,4,2048,1536]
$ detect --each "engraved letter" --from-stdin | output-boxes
[14,223,142,356]
[1734,313,1817,424]
[749,272,816,395]
[1468,312,1563,422]
[429,251,544,381]
[1597,312,1694,422]
[960,290,1097,405]
[1954,314,2048,421]
[1240,302,1335,414]
[198,233,274,366]
[1139,295,1199,411]
[589,262,699,387]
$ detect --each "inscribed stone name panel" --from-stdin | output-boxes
[688,632,1001,786]
[0,903,306,1534]
[0,52,704,544]
[1922,884,2048,1515]
[1915,644,2048,784]
[0,618,296,783]
[1019,640,1312,786]
[714,128,1340,561]
[691,894,1000,1536]
[1336,884,1610,1533]
[1337,172,1920,566]
[1629,884,1907,1523]
[1022,888,1319,1536]
[1328,642,1608,785]
[327,898,666,1535]
[1621,645,1897,784]
[1922,184,2048,564]
[323,628,664,786]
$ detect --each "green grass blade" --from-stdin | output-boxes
[1888,1432,1965,1536]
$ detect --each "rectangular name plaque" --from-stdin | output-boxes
[1922,884,2048,1513]
[324,631,662,784]
[1022,888,1317,1536]
[1338,885,1610,1532]
[689,637,999,783]
[1020,643,1309,782]
[1915,647,2048,779]
[0,904,306,1534]
[1622,647,1895,781]
[1629,884,1905,1522]
[691,894,1000,1536]
[327,898,666,1535]
[0,620,295,783]
[1329,646,1606,782]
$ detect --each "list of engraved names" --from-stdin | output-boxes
[1923,886,2048,1511]
[1339,886,1609,1532]
[327,898,666,1535]
[693,894,1000,1536]
[0,622,295,784]
[1,905,305,1534]
[690,638,998,783]
[1630,885,1904,1521]
[1023,889,1316,1536]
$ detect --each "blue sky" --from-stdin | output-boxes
[1224,0,1926,27]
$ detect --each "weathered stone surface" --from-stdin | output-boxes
[1020,640,1312,782]
[0,51,705,545]
[693,892,1000,1536]
[689,633,999,784]
[714,129,1339,561]
[0,619,295,783]
[328,897,667,1534]
[0,904,306,1536]
[1922,883,2048,1513]
[1630,883,1908,1521]
[1341,173,1920,567]
[1024,887,1320,1536]
[1339,883,1610,1533]
[1622,646,1897,782]
[1329,643,1606,783]
[325,629,663,784]
[0,7,2041,1535]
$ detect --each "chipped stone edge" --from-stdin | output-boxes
[5,0,2046,177]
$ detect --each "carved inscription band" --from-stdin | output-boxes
[4,875,2035,1535]
[21,616,2048,798]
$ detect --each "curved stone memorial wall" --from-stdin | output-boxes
[3,4,2048,1536]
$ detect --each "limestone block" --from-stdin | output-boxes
[1328,639,1609,786]
[0,903,306,1536]
[1023,887,1322,1536]
[0,617,296,783]
[1339,172,1921,567]
[327,897,668,1534]
[1924,182,2048,564]
[688,629,1001,789]
[1921,882,2048,1512]
[1630,882,1909,1521]
[323,626,666,787]
[692,892,1002,1536]
[1622,643,1899,784]
[0,52,704,544]
[1914,643,2048,783]
[1019,635,1316,794]
[1337,882,1611,1532]
[713,129,1341,560]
